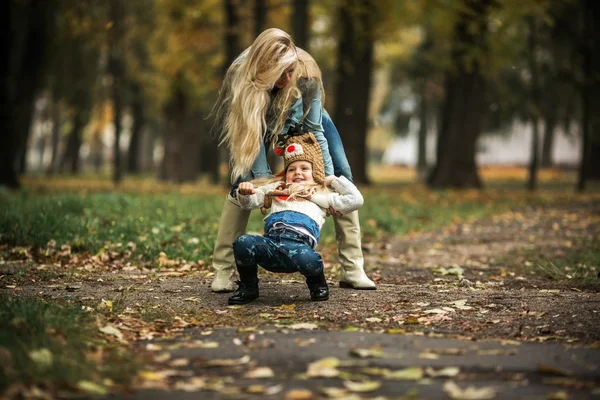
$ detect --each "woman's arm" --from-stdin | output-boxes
[302,86,334,176]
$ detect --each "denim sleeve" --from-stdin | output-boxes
[302,88,334,176]
[230,142,272,197]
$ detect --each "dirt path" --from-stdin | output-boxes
[2,199,599,345]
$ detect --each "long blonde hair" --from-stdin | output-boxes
[212,28,325,182]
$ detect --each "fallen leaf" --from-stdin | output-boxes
[289,323,318,330]
[173,377,206,392]
[285,388,314,399]
[443,381,496,399]
[477,349,518,356]
[386,367,424,380]
[349,347,384,359]
[245,367,275,378]
[247,384,266,394]
[320,387,349,398]
[423,308,448,314]
[29,349,53,367]
[449,299,473,310]
[425,367,460,377]
[99,325,124,341]
[547,391,569,400]
[206,355,251,366]
[537,364,572,376]
[365,317,382,323]
[343,380,381,392]
[295,338,316,347]
[76,381,108,395]
[307,357,340,378]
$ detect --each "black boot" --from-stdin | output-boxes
[228,265,259,305]
[306,272,329,301]
[228,280,259,305]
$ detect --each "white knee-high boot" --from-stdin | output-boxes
[210,194,251,292]
[333,210,376,289]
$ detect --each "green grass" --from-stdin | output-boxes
[0,183,594,265]
[0,296,138,393]
[534,239,600,284]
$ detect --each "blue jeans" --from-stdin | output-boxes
[230,112,353,196]
[233,227,323,277]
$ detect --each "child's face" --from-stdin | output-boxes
[285,161,315,184]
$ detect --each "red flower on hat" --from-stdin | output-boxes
[287,145,295,153]
[275,147,283,156]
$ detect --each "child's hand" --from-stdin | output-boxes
[326,206,342,217]
[324,175,336,187]
[238,182,256,195]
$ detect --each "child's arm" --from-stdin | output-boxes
[237,181,281,210]
[312,176,363,215]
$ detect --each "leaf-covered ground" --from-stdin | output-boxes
[1,176,599,398]
[2,197,600,397]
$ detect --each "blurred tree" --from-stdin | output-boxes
[50,1,105,175]
[149,0,222,183]
[0,0,55,188]
[427,0,492,188]
[293,0,309,50]
[109,0,125,184]
[578,0,600,190]
[333,0,376,185]
[527,15,541,191]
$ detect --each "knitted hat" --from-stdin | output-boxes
[275,132,325,184]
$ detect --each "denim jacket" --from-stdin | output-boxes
[248,79,334,180]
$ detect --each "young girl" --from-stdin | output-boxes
[228,133,364,304]
[210,27,375,293]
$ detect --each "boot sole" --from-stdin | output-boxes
[311,296,329,301]
[213,289,235,293]
[228,297,259,305]
[339,281,376,290]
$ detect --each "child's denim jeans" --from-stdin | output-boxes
[233,226,323,278]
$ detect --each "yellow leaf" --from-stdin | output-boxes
[29,348,53,367]
[285,388,314,399]
[307,357,340,378]
[245,367,275,379]
[443,381,496,399]
[349,347,384,359]
[343,380,381,392]
[77,380,108,395]
[386,367,424,380]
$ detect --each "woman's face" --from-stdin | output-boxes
[285,161,314,184]
[274,65,295,89]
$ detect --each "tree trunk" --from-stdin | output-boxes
[109,0,124,185]
[0,0,53,188]
[417,79,428,180]
[293,0,309,50]
[127,83,143,174]
[161,74,202,183]
[60,109,86,174]
[333,0,375,185]
[427,0,490,189]
[47,100,61,175]
[527,16,541,191]
[541,114,556,168]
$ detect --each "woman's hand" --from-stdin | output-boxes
[324,175,336,187]
[237,182,256,196]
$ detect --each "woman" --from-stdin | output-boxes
[210,28,375,292]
